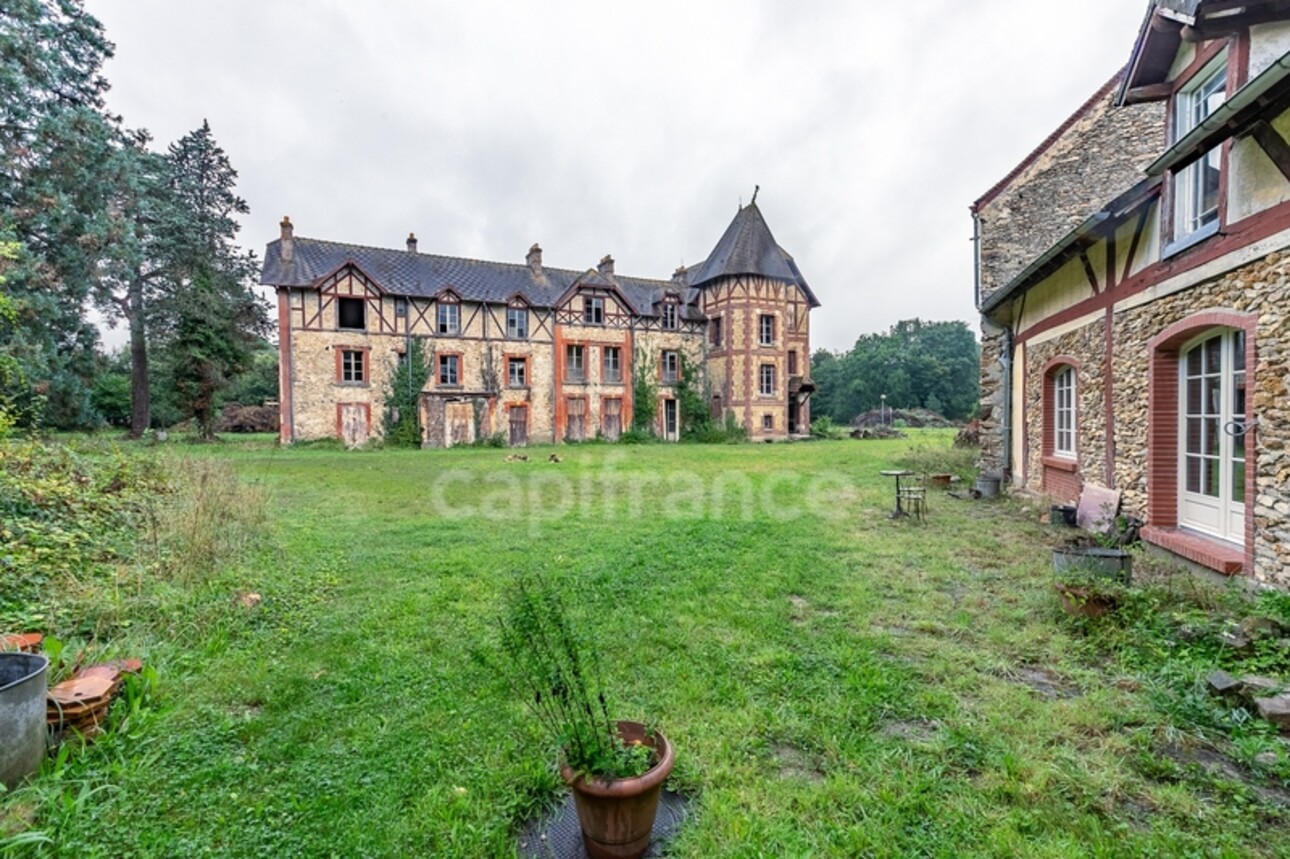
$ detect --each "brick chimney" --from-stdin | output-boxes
[407,232,418,253]
[598,254,615,278]
[280,216,294,263]
[672,264,688,286]
[526,243,542,275]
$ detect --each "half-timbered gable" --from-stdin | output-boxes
[263,198,818,448]
[974,0,1290,588]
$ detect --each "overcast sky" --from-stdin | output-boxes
[90,0,1148,353]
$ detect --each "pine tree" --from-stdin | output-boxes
[0,0,121,427]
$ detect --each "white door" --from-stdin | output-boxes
[1179,329,1246,543]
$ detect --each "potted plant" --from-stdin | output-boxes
[499,576,674,859]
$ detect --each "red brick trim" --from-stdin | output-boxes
[1042,455,1078,473]
[1141,525,1244,575]
[1146,309,1257,573]
[277,289,294,443]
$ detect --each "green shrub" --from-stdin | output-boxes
[472,432,506,448]
[618,428,656,445]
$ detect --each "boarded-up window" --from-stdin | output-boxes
[446,401,473,447]
[603,398,622,441]
[566,397,587,441]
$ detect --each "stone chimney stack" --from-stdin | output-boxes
[526,243,543,275]
[598,254,615,278]
[407,232,418,253]
[672,265,688,286]
[280,216,294,263]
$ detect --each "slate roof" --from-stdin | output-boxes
[261,202,818,316]
[686,203,820,306]
[260,237,704,318]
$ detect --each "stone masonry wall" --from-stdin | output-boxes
[1113,252,1290,586]
[1021,318,1109,492]
[976,81,1164,302]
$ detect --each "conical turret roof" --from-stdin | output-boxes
[688,203,819,306]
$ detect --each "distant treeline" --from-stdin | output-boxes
[810,319,980,423]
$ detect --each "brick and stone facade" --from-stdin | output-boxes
[972,2,1290,587]
[262,202,819,448]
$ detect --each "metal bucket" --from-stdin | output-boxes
[975,474,1001,497]
[0,652,49,789]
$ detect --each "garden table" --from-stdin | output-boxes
[880,469,914,518]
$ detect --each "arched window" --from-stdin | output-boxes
[1041,359,1080,502]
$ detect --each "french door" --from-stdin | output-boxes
[1179,329,1246,543]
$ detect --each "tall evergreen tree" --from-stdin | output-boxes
[150,122,269,439]
[0,0,121,427]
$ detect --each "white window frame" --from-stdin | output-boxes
[1173,53,1227,243]
[661,350,679,383]
[1053,366,1075,458]
[759,363,775,396]
[506,307,528,340]
[759,314,775,346]
[661,302,678,330]
[603,346,622,383]
[507,357,527,388]
[341,349,365,383]
[437,302,460,335]
[566,344,585,382]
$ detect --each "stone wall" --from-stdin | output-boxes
[1112,252,1290,586]
[978,327,1006,475]
[1021,317,1108,492]
[975,81,1164,302]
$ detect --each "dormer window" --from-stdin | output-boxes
[1173,53,1227,242]
[583,296,604,325]
[338,297,366,330]
[437,301,460,335]
[661,302,678,330]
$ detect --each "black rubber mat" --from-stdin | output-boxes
[517,790,690,858]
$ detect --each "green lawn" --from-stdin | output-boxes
[6,435,1290,857]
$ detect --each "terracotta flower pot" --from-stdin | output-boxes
[559,721,675,859]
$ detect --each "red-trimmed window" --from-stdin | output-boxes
[1052,365,1075,458]
[336,347,369,385]
[438,354,461,386]
[603,346,622,383]
[507,356,528,388]
[566,344,585,382]
[759,363,775,396]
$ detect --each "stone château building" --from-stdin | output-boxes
[261,200,818,448]
[973,0,1290,586]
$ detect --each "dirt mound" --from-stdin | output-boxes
[852,408,953,429]
[216,403,279,434]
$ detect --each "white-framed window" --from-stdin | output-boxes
[507,357,527,388]
[661,302,678,330]
[759,363,775,396]
[437,302,460,335]
[1053,366,1075,457]
[1174,53,1227,241]
[661,350,679,383]
[506,308,528,340]
[603,346,622,383]
[583,296,604,325]
[566,344,585,382]
[759,314,775,346]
